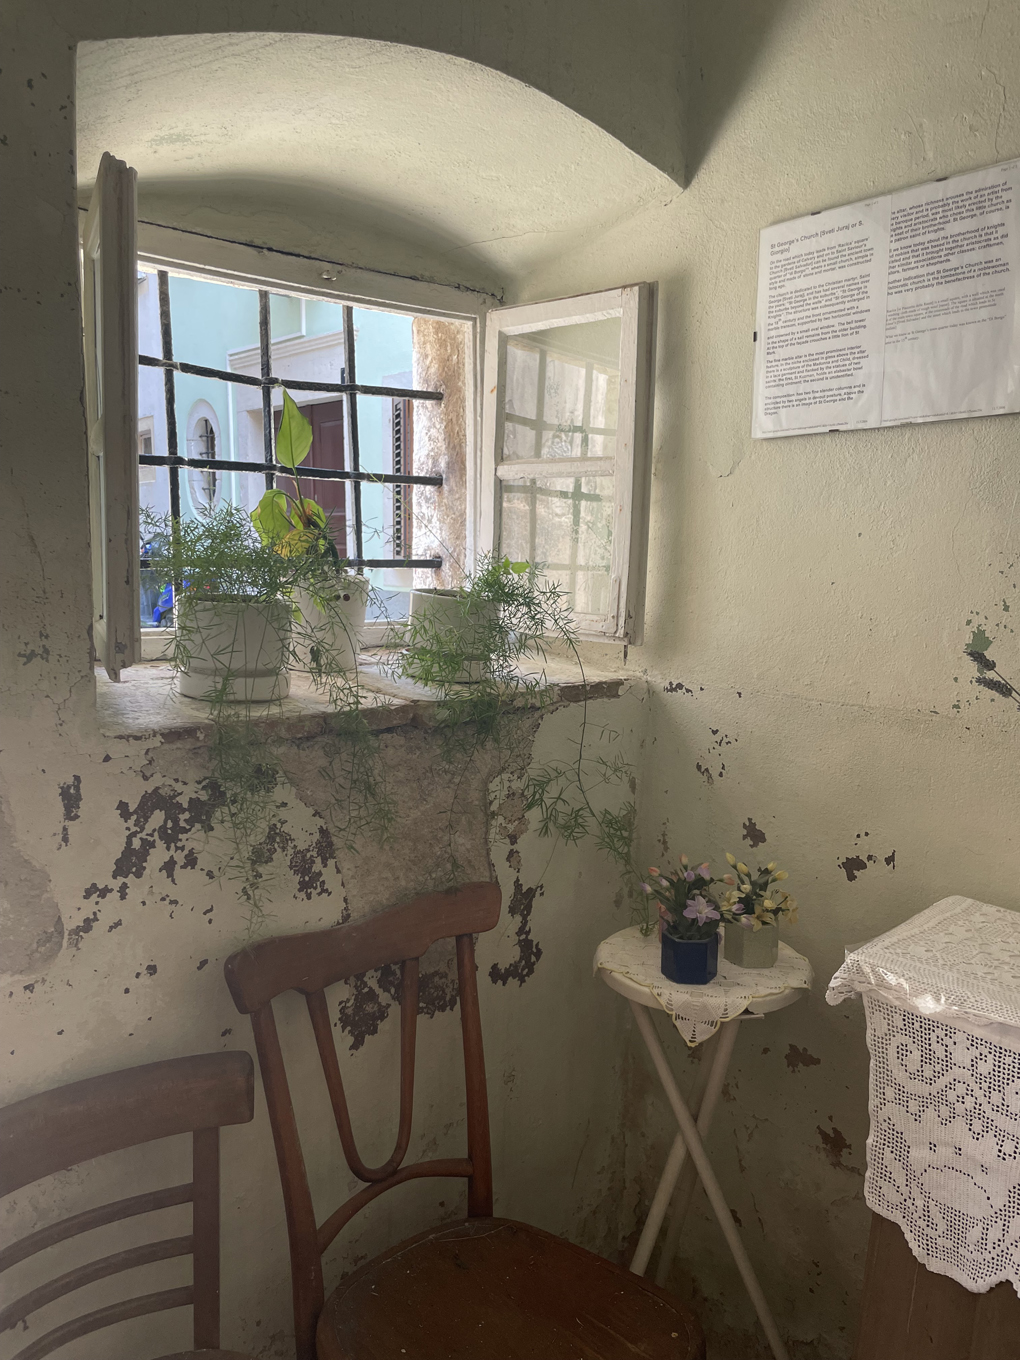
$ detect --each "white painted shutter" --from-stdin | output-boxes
[83,152,139,680]
[480,284,655,643]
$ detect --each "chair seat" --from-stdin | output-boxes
[316,1217,704,1359]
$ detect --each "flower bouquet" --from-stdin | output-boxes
[718,854,796,969]
[641,856,722,985]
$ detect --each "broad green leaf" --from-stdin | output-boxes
[251,489,292,543]
[509,560,529,575]
[276,390,313,470]
[299,499,328,529]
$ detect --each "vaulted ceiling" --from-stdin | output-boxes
[77,34,679,294]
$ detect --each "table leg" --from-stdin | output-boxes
[629,1000,790,1360]
[654,1015,756,1287]
[629,1018,739,1277]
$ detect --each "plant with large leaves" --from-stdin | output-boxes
[251,391,341,565]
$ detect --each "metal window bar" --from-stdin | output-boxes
[142,274,444,569]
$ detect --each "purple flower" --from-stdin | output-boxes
[740,916,755,930]
[659,877,671,888]
[684,870,696,882]
[640,882,652,894]
[682,895,720,926]
[730,902,746,914]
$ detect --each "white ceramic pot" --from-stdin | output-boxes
[407,588,498,682]
[177,599,291,702]
[294,575,368,676]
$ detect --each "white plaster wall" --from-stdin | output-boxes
[0,6,672,1355]
[0,688,646,1360]
[5,2,1020,1358]
[514,1,1020,1355]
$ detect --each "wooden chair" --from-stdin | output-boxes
[223,882,704,1360]
[0,1051,255,1360]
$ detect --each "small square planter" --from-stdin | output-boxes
[723,921,779,969]
[661,932,719,986]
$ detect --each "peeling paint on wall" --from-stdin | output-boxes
[488,876,544,987]
[741,817,766,848]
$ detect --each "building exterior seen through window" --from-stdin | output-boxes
[136,267,444,629]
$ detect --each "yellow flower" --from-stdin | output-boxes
[750,918,763,932]
[737,862,749,875]
[680,854,689,866]
[774,870,789,880]
[766,861,777,872]
[725,852,737,867]
[762,899,774,912]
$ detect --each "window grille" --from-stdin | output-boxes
[139,271,444,569]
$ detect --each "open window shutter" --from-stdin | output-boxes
[480,284,655,644]
[83,152,139,680]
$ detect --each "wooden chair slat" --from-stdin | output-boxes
[0,1052,253,1195]
[0,1235,193,1332]
[305,957,420,1186]
[224,883,501,1014]
[456,934,493,1217]
[316,1158,474,1255]
[0,1183,193,1273]
[10,1285,194,1360]
[191,1125,221,1350]
[248,1003,323,1360]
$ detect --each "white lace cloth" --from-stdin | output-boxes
[594,925,814,1046]
[826,896,1020,1295]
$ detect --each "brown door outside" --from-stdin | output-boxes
[275,399,347,557]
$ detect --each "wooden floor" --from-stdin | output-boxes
[854,1213,1020,1359]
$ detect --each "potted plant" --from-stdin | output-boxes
[641,856,722,985]
[144,504,301,702]
[718,854,796,969]
[251,391,368,680]
[406,587,499,682]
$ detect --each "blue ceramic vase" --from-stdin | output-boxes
[660,931,719,985]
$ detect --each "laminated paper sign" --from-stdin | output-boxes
[752,159,1020,437]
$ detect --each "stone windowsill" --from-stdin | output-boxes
[96,653,629,741]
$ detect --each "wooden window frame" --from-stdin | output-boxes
[479,285,655,644]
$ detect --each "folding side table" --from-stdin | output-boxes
[596,925,814,1360]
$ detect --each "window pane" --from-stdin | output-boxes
[165,272,261,369]
[500,316,622,463]
[351,307,414,389]
[499,475,614,616]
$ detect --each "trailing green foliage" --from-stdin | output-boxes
[394,555,637,886]
[142,498,390,932]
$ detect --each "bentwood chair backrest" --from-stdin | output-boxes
[0,1051,254,1359]
[222,882,502,1360]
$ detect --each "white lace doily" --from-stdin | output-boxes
[826,896,1020,1038]
[594,925,814,1046]
[862,992,1020,1295]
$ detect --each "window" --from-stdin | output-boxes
[84,153,655,680]
[480,287,654,643]
[185,405,220,512]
